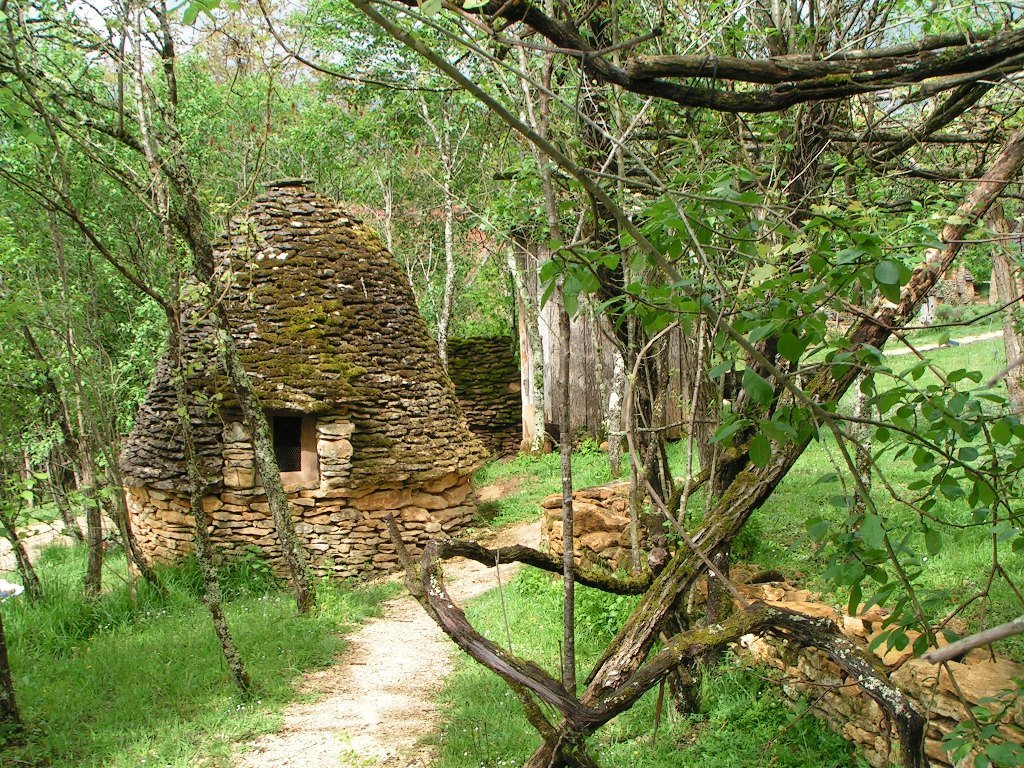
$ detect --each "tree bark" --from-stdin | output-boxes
[0,609,21,735]
[509,241,548,453]
[558,289,576,695]
[136,6,316,614]
[217,330,316,613]
[988,203,1024,412]
[169,324,252,697]
[0,515,42,603]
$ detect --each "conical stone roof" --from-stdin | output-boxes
[120,180,487,491]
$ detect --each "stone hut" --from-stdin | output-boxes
[447,336,522,456]
[120,180,488,579]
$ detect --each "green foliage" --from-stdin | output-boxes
[942,678,1024,768]
[1,544,393,767]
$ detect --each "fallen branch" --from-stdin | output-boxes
[439,539,653,594]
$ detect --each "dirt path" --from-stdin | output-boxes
[886,329,1001,356]
[0,518,81,574]
[233,517,539,768]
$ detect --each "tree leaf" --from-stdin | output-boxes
[707,360,733,380]
[777,331,808,364]
[710,419,746,445]
[874,259,901,286]
[749,434,772,467]
[859,513,885,549]
[742,368,773,407]
[420,0,444,16]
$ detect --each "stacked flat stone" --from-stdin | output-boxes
[120,179,488,578]
[738,580,1024,768]
[447,336,521,456]
[540,482,634,571]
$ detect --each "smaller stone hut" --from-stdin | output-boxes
[447,336,522,456]
[120,180,488,578]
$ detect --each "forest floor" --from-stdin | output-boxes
[231,514,539,768]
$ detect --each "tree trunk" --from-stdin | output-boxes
[46,453,83,543]
[558,289,576,695]
[509,242,547,453]
[606,352,625,476]
[168,314,252,696]
[0,516,42,603]
[988,203,1024,412]
[46,210,103,596]
[217,330,316,614]
[853,378,874,515]
[103,458,162,591]
[132,7,315,614]
[518,129,1024,767]
[81,459,103,597]
[0,609,21,735]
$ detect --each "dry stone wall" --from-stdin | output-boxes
[129,417,475,578]
[541,482,633,571]
[447,336,522,456]
[542,483,1024,766]
[737,579,1024,768]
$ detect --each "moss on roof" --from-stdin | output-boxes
[120,181,487,491]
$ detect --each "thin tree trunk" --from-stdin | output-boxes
[0,609,21,735]
[135,7,315,614]
[218,331,315,613]
[46,210,104,596]
[0,516,42,603]
[47,455,83,543]
[606,352,625,477]
[103,458,161,591]
[508,244,547,453]
[435,183,456,367]
[988,203,1024,412]
[852,378,874,515]
[558,291,576,695]
[80,437,103,597]
[169,323,252,696]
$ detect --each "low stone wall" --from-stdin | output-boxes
[447,336,521,456]
[540,482,633,571]
[737,579,1024,768]
[541,482,1024,766]
[128,415,476,579]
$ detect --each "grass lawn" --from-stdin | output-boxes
[0,545,395,768]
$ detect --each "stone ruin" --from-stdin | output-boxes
[447,336,522,456]
[119,180,488,579]
[542,482,1024,766]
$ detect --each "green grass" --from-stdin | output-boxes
[1,544,395,768]
[472,438,618,527]
[431,569,861,768]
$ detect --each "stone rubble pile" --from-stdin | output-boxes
[540,482,633,571]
